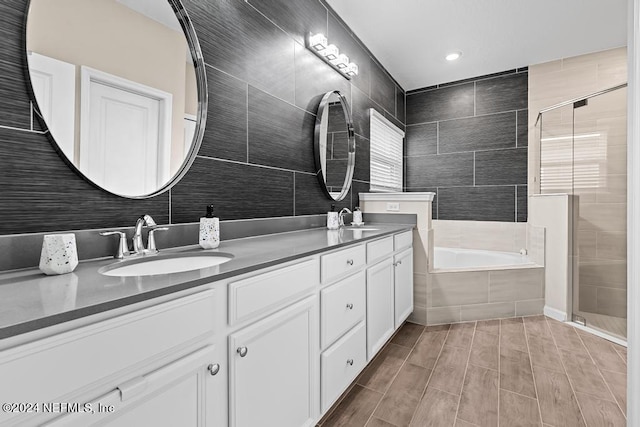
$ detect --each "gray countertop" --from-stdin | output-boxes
[0,224,412,340]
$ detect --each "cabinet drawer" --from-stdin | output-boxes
[366,236,394,264]
[321,322,366,413]
[321,271,365,349]
[321,245,366,284]
[394,231,413,251]
[0,290,215,426]
[228,258,319,325]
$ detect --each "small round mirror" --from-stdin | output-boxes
[314,91,355,201]
[25,0,207,199]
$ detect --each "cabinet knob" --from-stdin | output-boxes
[207,363,220,376]
[394,260,402,267]
[346,259,354,266]
[346,303,354,310]
[237,346,248,357]
[347,359,354,366]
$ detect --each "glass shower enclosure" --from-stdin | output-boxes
[535,83,627,340]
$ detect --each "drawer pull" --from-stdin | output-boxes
[237,347,248,357]
[346,259,354,266]
[394,260,403,267]
[346,359,354,366]
[346,303,354,310]
[207,363,220,376]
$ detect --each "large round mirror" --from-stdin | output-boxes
[25,0,207,198]
[314,91,355,201]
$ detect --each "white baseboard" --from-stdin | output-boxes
[543,306,567,322]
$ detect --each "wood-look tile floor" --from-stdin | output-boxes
[318,316,627,427]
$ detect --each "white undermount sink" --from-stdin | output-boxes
[99,252,233,277]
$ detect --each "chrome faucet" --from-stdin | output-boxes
[133,214,168,254]
[100,215,168,259]
[338,208,352,227]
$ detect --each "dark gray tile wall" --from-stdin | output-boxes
[405,69,529,222]
[0,0,404,235]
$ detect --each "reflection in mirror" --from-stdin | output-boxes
[25,0,206,198]
[314,91,355,201]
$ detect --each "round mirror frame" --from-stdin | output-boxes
[313,90,356,202]
[23,0,208,199]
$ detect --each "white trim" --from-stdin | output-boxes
[79,66,173,186]
[571,322,627,347]
[628,0,639,423]
[359,192,435,202]
[543,305,567,322]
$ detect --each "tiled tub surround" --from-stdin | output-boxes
[404,68,529,222]
[424,260,545,325]
[0,223,412,340]
[0,0,404,236]
[422,220,546,325]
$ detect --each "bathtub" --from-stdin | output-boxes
[423,247,544,325]
[433,247,534,271]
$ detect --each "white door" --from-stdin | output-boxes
[229,296,318,427]
[80,67,172,197]
[394,248,414,328]
[366,258,395,360]
[27,52,76,158]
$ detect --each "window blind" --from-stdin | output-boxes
[369,109,404,192]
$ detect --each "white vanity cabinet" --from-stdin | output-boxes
[0,227,415,427]
[366,257,395,359]
[0,289,222,427]
[228,296,318,427]
[394,247,414,328]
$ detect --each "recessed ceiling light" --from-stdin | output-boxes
[446,51,462,61]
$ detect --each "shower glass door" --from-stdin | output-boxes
[572,86,627,339]
[538,85,627,340]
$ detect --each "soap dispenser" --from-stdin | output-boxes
[199,205,220,249]
[327,204,339,230]
[352,206,363,225]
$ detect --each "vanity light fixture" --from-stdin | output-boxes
[307,33,358,79]
[446,51,462,61]
[332,54,350,69]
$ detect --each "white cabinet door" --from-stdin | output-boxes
[366,258,395,360]
[47,345,221,427]
[229,296,318,427]
[394,248,414,328]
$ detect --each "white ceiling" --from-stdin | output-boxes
[326,0,628,91]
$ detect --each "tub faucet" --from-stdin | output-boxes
[338,208,352,227]
[133,214,158,254]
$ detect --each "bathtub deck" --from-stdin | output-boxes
[318,316,627,427]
